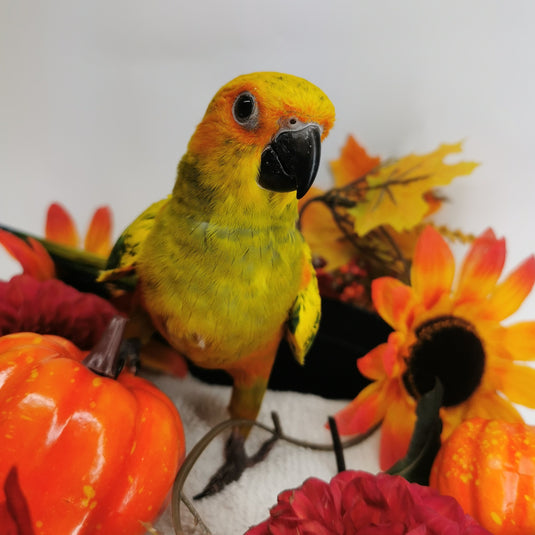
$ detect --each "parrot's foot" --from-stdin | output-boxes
[194,427,279,500]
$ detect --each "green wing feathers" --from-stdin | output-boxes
[285,254,321,365]
[98,197,169,282]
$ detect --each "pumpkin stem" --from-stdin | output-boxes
[83,315,127,379]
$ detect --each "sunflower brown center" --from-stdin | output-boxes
[402,316,485,407]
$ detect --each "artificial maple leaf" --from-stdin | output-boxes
[299,136,381,270]
[330,134,381,187]
[298,187,354,270]
[349,142,478,235]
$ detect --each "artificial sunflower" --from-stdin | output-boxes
[334,225,535,470]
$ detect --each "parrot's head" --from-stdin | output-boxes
[183,72,335,206]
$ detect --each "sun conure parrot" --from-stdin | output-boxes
[1,72,336,496]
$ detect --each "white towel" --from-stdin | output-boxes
[147,372,380,535]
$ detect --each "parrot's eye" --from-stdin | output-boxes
[233,92,258,128]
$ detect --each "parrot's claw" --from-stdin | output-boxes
[194,427,279,500]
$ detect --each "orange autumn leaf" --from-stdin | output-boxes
[349,142,478,236]
[330,134,381,187]
[299,136,381,269]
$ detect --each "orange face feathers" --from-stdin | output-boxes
[181,72,335,202]
[190,72,335,154]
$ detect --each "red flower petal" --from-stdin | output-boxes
[245,471,492,534]
[0,274,120,349]
[45,203,79,247]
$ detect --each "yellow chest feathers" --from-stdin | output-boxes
[136,209,305,367]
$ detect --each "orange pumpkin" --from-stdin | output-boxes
[0,318,185,534]
[430,417,535,535]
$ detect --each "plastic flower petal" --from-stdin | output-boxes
[334,226,535,469]
[455,229,505,302]
[83,206,112,256]
[0,231,55,281]
[45,203,79,247]
[45,202,113,258]
[411,225,455,309]
[245,470,491,534]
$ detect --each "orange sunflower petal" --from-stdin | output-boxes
[411,226,455,309]
[0,231,55,281]
[496,363,535,408]
[357,343,389,380]
[358,332,404,379]
[379,381,416,470]
[503,321,535,361]
[460,390,523,427]
[438,404,468,440]
[372,277,415,331]
[333,381,387,436]
[45,203,80,247]
[84,206,112,257]
[456,228,505,302]
[488,255,535,321]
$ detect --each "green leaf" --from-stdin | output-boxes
[386,380,443,485]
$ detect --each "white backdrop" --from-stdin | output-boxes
[1,0,535,315]
[2,3,535,529]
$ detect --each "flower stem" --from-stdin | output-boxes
[328,416,346,473]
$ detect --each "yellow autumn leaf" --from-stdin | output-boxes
[298,186,354,269]
[348,142,478,236]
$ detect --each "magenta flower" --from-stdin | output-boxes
[245,470,490,535]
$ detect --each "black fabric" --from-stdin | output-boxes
[188,298,392,400]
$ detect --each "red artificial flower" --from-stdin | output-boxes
[0,213,189,378]
[0,274,119,350]
[245,470,490,535]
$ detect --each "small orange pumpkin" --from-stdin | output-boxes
[430,417,535,535]
[0,317,185,534]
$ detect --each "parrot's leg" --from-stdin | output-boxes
[194,425,279,499]
[195,342,280,499]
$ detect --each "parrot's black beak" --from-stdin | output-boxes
[258,122,322,199]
